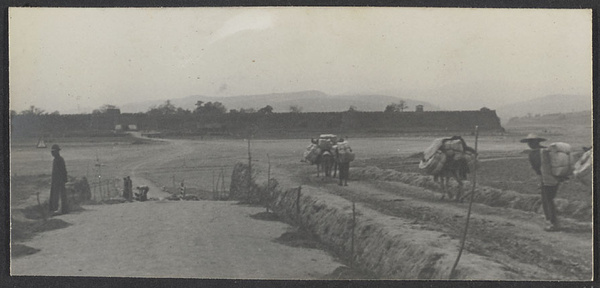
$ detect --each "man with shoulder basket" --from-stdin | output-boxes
[521,133,565,232]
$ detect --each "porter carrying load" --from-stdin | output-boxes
[336,139,355,163]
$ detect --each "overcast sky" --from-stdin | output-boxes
[9,7,592,113]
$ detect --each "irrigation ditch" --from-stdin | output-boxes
[229,162,520,280]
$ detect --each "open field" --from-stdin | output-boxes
[10,116,593,279]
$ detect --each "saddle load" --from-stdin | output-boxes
[303,144,321,164]
[572,148,592,187]
[303,134,336,164]
[419,136,477,176]
[318,134,338,150]
[303,134,355,164]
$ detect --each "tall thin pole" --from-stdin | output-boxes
[351,200,356,268]
[212,170,216,200]
[247,137,252,199]
[450,125,479,279]
[221,167,225,200]
[267,153,271,213]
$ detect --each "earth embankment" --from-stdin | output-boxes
[270,185,517,280]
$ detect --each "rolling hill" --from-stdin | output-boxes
[495,94,591,123]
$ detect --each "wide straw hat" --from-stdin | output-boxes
[520,133,547,143]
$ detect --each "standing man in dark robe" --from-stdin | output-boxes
[50,144,69,215]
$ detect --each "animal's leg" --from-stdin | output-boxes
[446,177,455,200]
[455,177,464,203]
[333,162,338,177]
[439,176,446,200]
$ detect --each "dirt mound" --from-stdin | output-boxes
[351,166,591,222]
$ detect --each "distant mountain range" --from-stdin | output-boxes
[119,90,441,113]
[495,94,591,124]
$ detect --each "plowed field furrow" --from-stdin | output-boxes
[286,164,592,280]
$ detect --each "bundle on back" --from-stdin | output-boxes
[336,141,355,163]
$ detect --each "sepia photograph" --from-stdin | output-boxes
[8,7,593,280]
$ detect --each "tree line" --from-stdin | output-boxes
[11,99,413,117]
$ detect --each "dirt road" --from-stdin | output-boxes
[11,135,342,279]
[11,200,340,278]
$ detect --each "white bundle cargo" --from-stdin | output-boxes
[573,148,592,187]
[423,138,445,160]
[419,150,447,175]
[336,141,355,163]
[318,138,334,150]
[304,144,321,164]
[420,136,476,175]
[547,142,573,178]
[319,134,338,143]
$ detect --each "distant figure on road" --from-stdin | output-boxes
[179,181,186,198]
[50,144,69,215]
[135,186,149,201]
[123,176,133,201]
[521,133,559,232]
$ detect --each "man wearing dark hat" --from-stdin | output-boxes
[50,144,69,215]
[521,133,558,231]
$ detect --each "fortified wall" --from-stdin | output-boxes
[10,109,503,138]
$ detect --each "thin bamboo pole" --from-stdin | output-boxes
[450,125,480,279]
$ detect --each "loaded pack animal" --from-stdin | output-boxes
[420,136,477,202]
[310,138,336,178]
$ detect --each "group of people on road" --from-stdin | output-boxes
[308,136,353,186]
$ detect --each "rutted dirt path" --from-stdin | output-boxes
[270,163,592,280]
[11,136,343,279]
